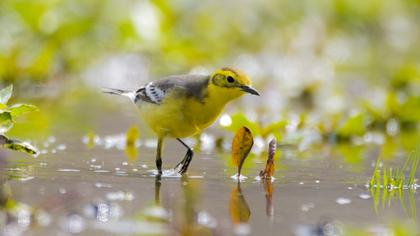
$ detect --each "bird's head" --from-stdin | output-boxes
[210,67,259,101]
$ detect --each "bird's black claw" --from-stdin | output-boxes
[181,150,193,174]
[175,149,193,175]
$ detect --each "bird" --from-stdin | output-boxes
[103,67,259,175]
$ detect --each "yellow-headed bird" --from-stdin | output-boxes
[103,67,259,175]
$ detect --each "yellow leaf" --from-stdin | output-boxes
[125,126,139,162]
[85,131,96,149]
[259,138,277,179]
[229,183,250,225]
[231,126,254,176]
[125,145,138,163]
[126,126,139,147]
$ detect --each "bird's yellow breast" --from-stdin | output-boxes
[138,85,242,138]
[138,93,193,138]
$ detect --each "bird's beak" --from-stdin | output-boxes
[240,85,260,96]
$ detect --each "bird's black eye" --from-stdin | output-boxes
[226,76,235,83]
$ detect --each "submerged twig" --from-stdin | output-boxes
[259,138,277,179]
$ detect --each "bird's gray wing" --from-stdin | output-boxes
[134,74,210,104]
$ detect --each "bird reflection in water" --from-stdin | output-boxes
[142,175,170,223]
[176,175,219,236]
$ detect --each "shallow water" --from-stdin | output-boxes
[1,131,418,236]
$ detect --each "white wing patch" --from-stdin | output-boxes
[121,91,136,102]
[145,82,166,104]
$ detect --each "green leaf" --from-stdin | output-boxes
[224,113,260,135]
[337,144,365,165]
[8,104,39,118]
[0,134,39,157]
[337,113,366,137]
[0,85,13,105]
[0,111,14,134]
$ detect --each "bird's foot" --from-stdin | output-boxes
[174,149,193,174]
[173,163,183,173]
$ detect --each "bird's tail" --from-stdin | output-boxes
[102,87,136,101]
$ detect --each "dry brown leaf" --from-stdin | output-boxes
[231,127,254,176]
[229,183,250,224]
[259,138,277,179]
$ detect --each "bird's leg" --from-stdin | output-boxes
[174,138,194,174]
[154,174,161,204]
[156,137,163,175]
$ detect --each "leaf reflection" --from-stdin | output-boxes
[229,182,251,225]
[262,179,274,219]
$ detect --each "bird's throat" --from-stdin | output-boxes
[206,84,243,106]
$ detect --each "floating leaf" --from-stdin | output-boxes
[231,127,254,176]
[229,183,250,225]
[0,135,39,157]
[0,111,13,134]
[4,142,39,157]
[8,104,39,118]
[259,138,276,179]
[0,85,13,105]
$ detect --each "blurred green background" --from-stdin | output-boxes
[1,0,418,81]
[0,0,419,145]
